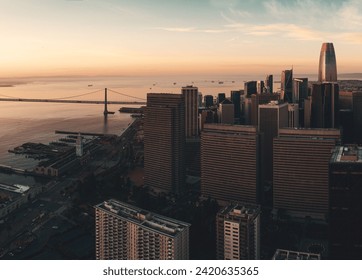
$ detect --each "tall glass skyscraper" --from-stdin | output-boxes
[318,42,337,82]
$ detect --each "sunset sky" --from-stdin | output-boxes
[1,0,362,77]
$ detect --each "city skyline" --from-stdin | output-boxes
[1,0,362,77]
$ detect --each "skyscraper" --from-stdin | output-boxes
[311,82,339,128]
[95,199,190,260]
[244,81,257,97]
[231,90,242,123]
[281,69,293,103]
[144,93,185,194]
[273,128,340,218]
[258,101,288,183]
[201,124,260,204]
[182,85,199,138]
[265,75,273,94]
[218,99,234,124]
[216,203,260,260]
[318,42,337,83]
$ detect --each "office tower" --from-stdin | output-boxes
[272,249,320,260]
[265,75,273,94]
[144,93,185,194]
[304,97,312,128]
[201,124,260,204]
[288,103,299,128]
[281,69,293,103]
[204,95,213,107]
[244,81,257,97]
[353,92,362,144]
[281,69,292,99]
[218,99,234,124]
[292,78,308,103]
[217,93,226,104]
[182,86,199,138]
[231,90,242,123]
[251,93,280,126]
[318,42,337,82]
[257,80,265,94]
[216,203,260,260]
[95,199,190,260]
[273,128,340,218]
[311,83,339,128]
[258,102,288,183]
[329,146,362,259]
[293,78,308,127]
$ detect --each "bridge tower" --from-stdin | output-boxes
[104,88,108,116]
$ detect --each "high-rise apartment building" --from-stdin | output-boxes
[216,203,260,260]
[273,128,340,218]
[329,145,362,259]
[144,93,185,194]
[182,86,199,138]
[201,124,260,204]
[281,69,293,103]
[258,101,288,183]
[95,199,190,260]
[318,42,337,83]
[311,82,339,129]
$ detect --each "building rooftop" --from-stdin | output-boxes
[203,123,257,134]
[330,146,362,163]
[279,128,341,139]
[95,199,190,237]
[219,202,260,221]
[273,249,320,260]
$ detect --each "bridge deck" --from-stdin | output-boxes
[0,98,146,105]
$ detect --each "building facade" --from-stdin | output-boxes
[201,124,260,204]
[182,86,199,138]
[311,82,339,129]
[144,93,185,194]
[258,101,288,183]
[273,128,340,218]
[95,199,190,260]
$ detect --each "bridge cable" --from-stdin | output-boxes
[108,89,146,101]
[51,89,103,100]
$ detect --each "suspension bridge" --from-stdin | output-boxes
[0,88,146,115]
